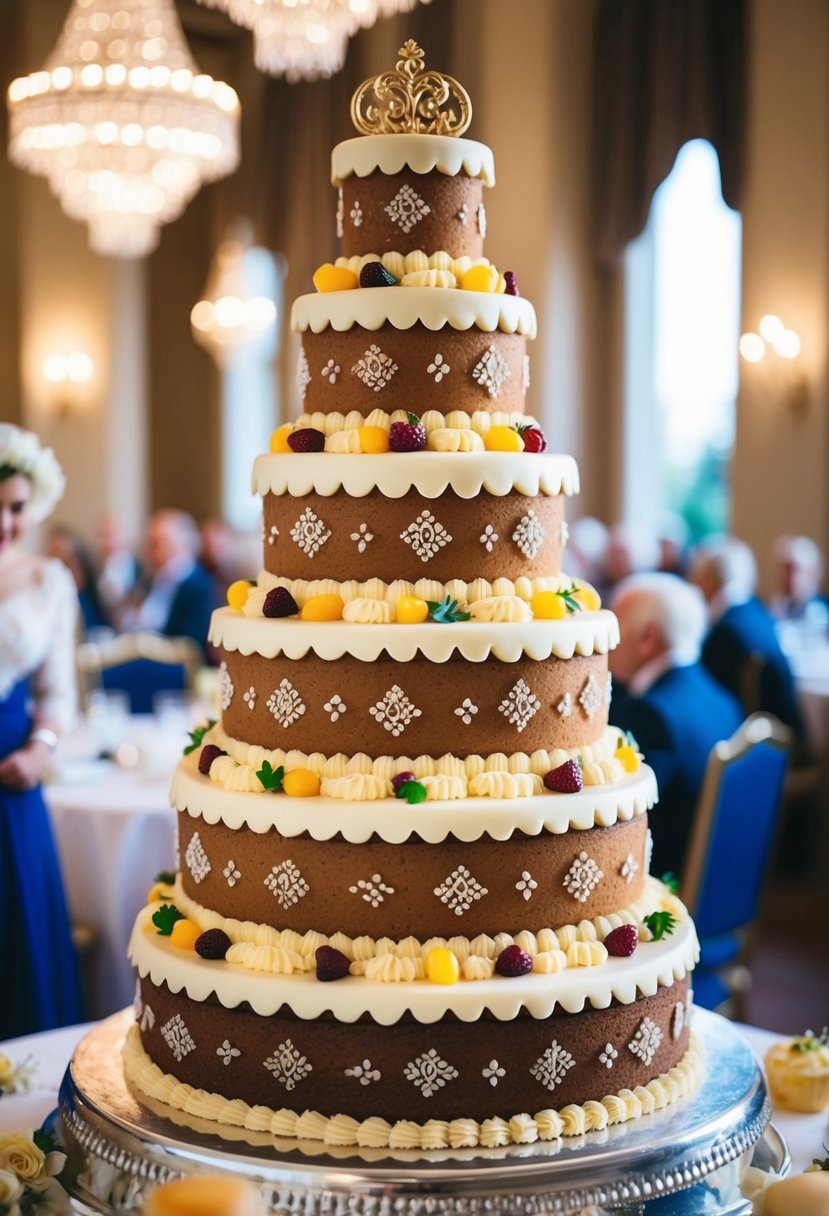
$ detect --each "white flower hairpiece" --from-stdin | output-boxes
[0,424,66,522]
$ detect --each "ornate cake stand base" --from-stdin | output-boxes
[54,1007,785,1216]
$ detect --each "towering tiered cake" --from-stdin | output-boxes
[125,44,701,1152]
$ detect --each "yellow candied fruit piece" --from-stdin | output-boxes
[358,425,390,454]
[573,585,602,612]
[425,946,460,985]
[396,595,429,624]
[282,768,321,797]
[313,263,359,293]
[531,590,567,620]
[459,264,499,293]
[146,883,172,905]
[301,594,345,622]
[170,919,201,951]
[269,425,293,454]
[616,744,640,773]
[226,579,253,612]
[145,1176,263,1216]
[484,426,524,453]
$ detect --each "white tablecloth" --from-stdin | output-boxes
[45,723,178,1018]
[0,1022,825,1177]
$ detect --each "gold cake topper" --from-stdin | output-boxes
[350,41,472,137]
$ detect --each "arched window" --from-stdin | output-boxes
[623,140,742,541]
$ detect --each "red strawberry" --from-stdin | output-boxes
[198,744,226,775]
[543,758,583,793]
[389,414,426,452]
[287,427,325,453]
[495,945,533,977]
[195,928,231,960]
[504,271,520,297]
[360,261,397,288]
[520,426,548,453]
[604,924,639,957]
[315,945,350,981]
[391,770,416,793]
[262,587,299,618]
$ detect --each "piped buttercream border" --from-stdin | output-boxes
[331,134,496,188]
[291,287,537,338]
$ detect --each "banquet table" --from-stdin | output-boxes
[45,719,180,1019]
[0,1020,825,1189]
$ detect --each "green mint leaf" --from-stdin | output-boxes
[643,911,677,941]
[394,779,427,805]
[554,583,582,614]
[660,872,680,895]
[152,904,184,936]
[154,870,175,886]
[426,595,471,623]
[256,760,285,792]
[184,719,216,755]
[406,412,421,427]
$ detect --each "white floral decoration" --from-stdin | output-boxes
[296,347,311,400]
[605,672,613,707]
[0,423,66,522]
[140,1003,155,1032]
[243,686,256,711]
[557,692,573,718]
[351,522,373,553]
[498,677,541,733]
[264,860,310,909]
[482,1059,505,1087]
[560,519,570,547]
[266,678,306,728]
[515,870,538,901]
[349,200,363,227]
[223,860,241,888]
[530,1040,575,1092]
[472,345,511,399]
[348,873,394,907]
[352,343,399,392]
[512,508,545,559]
[477,202,487,237]
[562,851,604,903]
[628,1017,663,1067]
[290,507,331,557]
[336,188,344,238]
[599,1043,618,1069]
[672,1002,685,1041]
[427,354,450,383]
[184,832,211,884]
[369,684,422,737]
[267,524,279,546]
[479,523,498,552]
[324,694,346,723]
[454,697,478,725]
[403,1049,458,1097]
[218,661,234,711]
[579,673,602,719]
[434,865,488,916]
[161,1013,196,1063]
[345,1059,381,1086]
[217,1039,241,1066]
[385,184,431,233]
[620,853,638,885]
[321,358,341,384]
[456,202,469,225]
[263,1039,312,1090]
[523,353,531,390]
[399,509,452,562]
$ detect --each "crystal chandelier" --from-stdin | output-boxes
[197,0,429,82]
[7,0,240,258]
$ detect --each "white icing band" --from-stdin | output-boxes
[123,1027,703,1151]
[170,751,657,844]
[331,134,496,188]
[129,907,699,1022]
[291,287,537,339]
[295,409,536,437]
[245,573,581,611]
[252,450,579,500]
[209,608,619,663]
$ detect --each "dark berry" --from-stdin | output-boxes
[359,261,397,288]
[389,414,426,452]
[504,271,520,297]
[543,758,584,794]
[263,587,299,618]
[604,924,639,957]
[315,945,350,981]
[287,427,325,453]
[495,945,533,977]
[195,928,232,960]
[392,770,417,793]
[198,744,226,775]
[521,426,548,453]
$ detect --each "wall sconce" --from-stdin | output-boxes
[42,350,94,417]
[190,222,281,368]
[739,314,808,415]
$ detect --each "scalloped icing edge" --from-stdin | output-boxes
[209,607,618,663]
[172,749,656,843]
[128,906,698,1023]
[122,1025,703,1150]
[251,450,579,499]
[244,572,584,613]
[331,134,496,188]
[290,287,537,338]
[161,873,678,974]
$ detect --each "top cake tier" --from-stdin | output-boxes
[333,133,494,259]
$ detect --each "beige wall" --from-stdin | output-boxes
[734,0,829,594]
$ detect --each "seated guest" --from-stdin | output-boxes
[45,524,109,636]
[690,536,804,740]
[122,510,217,657]
[95,513,141,623]
[609,573,743,876]
[769,534,829,628]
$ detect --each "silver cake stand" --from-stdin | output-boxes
[53,1007,785,1215]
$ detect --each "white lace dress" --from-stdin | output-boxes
[0,557,78,729]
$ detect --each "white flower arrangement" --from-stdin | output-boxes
[0,1127,68,1215]
[0,1053,37,1097]
[0,425,65,523]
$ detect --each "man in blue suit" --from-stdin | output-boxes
[125,510,217,657]
[609,573,744,877]
[690,537,804,744]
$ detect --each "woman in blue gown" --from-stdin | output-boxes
[0,424,82,1038]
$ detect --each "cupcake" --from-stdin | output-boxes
[764,1028,829,1113]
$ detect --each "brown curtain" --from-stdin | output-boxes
[592,0,747,267]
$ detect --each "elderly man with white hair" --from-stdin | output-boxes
[770,534,829,627]
[690,536,803,740]
[609,572,743,876]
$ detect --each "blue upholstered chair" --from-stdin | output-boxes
[681,713,790,1018]
[77,632,203,715]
